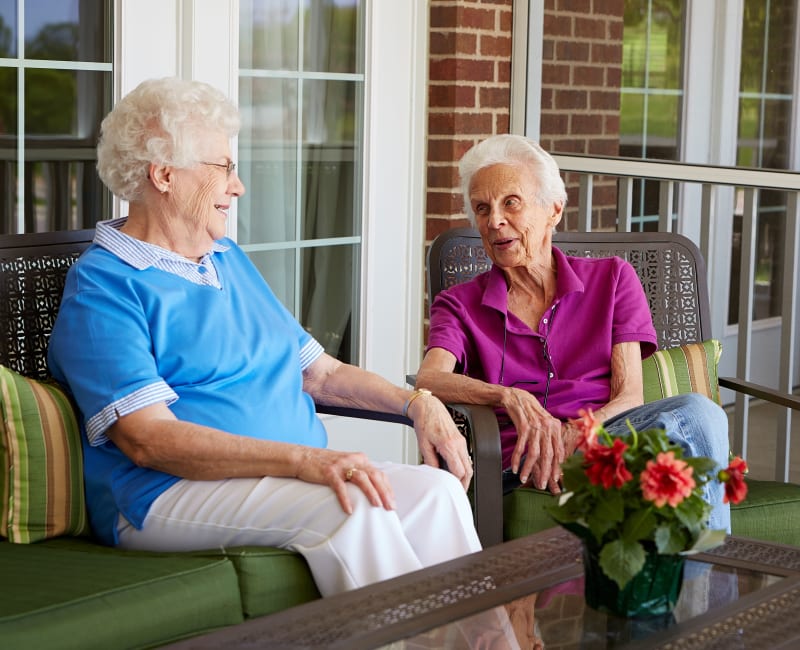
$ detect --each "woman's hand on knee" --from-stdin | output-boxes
[295,448,395,515]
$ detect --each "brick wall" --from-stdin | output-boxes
[426,0,514,244]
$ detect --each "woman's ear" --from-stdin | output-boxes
[148,162,172,194]
[551,201,564,228]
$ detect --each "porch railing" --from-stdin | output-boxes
[552,153,800,482]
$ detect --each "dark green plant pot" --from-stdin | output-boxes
[582,543,685,618]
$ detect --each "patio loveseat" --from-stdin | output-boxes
[0,229,414,649]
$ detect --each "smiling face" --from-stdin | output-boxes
[171,130,245,245]
[469,163,562,270]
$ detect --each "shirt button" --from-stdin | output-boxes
[549,372,554,378]
[198,266,207,274]
[542,318,548,324]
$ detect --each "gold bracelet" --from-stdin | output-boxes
[402,388,432,417]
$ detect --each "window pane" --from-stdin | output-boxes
[0,0,17,56]
[239,76,299,245]
[301,244,357,358]
[303,0,362,73]
[301,79,358,239]
[24,0,111,62]
[240,0,300,70]
[250,249,297,312]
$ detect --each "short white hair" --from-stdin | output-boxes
[96,77,241,201]
[459,135,567,224]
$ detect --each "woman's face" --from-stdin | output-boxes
[469,163,561,269]
[171,131,245,243]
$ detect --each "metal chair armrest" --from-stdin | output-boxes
[719,376,800,411]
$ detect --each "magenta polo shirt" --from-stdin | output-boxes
[427,247,657,467]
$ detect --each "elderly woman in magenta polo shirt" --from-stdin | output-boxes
[416,134,731,532]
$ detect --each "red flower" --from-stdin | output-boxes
[584,438,632,489]
[720,456,748,504]
[573,408,602,450]
[640,451,696,508]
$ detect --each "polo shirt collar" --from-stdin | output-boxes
[481,245,585,313]
[94,217,229,269]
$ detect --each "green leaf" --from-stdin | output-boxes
[654,523,687,554]
[587,489,625,536]
[599,539,646,589]
[621,508,657,543]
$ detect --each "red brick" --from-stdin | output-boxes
[495,113,510,133]
[593,0,625,16]
[429,111,494,135]
[480,35,512,57]
[429,84,477,109]
[571,114,604,135]
[430,58,496,83]
[574,16,608,39]
[427,164,460,188]
[590,90,620,111]
[426,191,462,215]
[497,60,511,82]
[555,40,591,62]
[430,5,458,29]
[591,42,623,65]
[542,62,572,85]
[498,7,513,31]
[572,64,605,86]
[606,65,622,87]
[604,113,620,133]
[554,89,588,109]
[540,112,569,134]
[543,13,572,36]
[479,86,510,108]
[459,7,498,30]
[430,31,478,56]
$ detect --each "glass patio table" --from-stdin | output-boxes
[164,527,800,649]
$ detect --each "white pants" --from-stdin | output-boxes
[117,462,481,596]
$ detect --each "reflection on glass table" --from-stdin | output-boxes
[382,560,782,650]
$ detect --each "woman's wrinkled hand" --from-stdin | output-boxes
[407,393,474,490]
[503,387,564,493]
[294,447,395,515]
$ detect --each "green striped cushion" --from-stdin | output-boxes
[0,365,90,543]
[642,339,722,405]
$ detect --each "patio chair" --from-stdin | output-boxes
[420,226,800,547]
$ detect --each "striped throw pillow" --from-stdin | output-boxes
[0,365,90,543]
[641,339,722,405]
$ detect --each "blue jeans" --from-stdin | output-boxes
[603,393,731,533]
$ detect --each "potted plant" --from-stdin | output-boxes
[547,409,748,618]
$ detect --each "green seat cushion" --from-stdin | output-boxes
[40,536,321,619]
[0,540,243,650]
[503,487,558,540]
[213,546,321,618]
[731,478,800,546]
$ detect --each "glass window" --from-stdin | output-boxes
[727,0,795,324]
[0,0,112,233]
[620,0,685,231]
[238,0,364,363]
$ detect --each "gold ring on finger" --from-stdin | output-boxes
[345,467,357,481]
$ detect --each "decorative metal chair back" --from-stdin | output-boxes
[0,230,95,381]
[427,227,713,350]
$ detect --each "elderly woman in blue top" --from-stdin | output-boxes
[47,77,480,597]
[415,134,731,533]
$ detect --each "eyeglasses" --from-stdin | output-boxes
[199,160,237,179]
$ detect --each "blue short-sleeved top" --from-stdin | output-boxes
[426,247,657,467]
[47,220,326,545]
